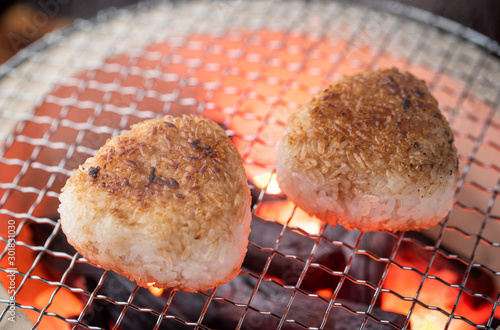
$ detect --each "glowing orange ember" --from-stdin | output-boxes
[148,283,165,297]
[381,249,493,329]
[252,172,282,195]
[316,288,334,299]
[31,287,83,330]
[0,221,83,330]
[256,199,322,235]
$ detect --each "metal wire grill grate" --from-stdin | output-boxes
[0,0,499,329]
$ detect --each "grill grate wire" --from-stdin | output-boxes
[0,0,499,329]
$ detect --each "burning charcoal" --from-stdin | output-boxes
[32,214,405,329]
[76,246,404,330]
[85,272,170,329]
[203,274,406,329]
[245,216,347,292]
[322,225,397,305]
[78,271,209,330]
[244,216,396,305]
[34,213,399,328]
[90,271,405,330]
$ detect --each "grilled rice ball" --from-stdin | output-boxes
[58,115,251,292]
[276,68,459,231]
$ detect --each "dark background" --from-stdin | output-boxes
[0,0,499,64]
[397,0,500,43]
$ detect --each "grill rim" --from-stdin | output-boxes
[1,0,500,84]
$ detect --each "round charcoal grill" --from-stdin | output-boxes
[0,1,499,329]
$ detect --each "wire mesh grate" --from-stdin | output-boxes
[0,0,499,329]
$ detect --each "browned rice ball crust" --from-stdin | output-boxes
[276,68,459,231]
[59,115,251,292]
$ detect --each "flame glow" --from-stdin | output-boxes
[32,287,83,330]
[255,199,322,235]
[252,173,281,194]
[381,259,491,329]
[316,288,333,299]
[0,221,83,330]
[292,209,322,235]
[147,283,164,297]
